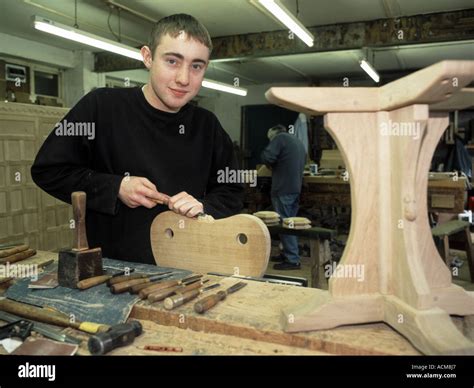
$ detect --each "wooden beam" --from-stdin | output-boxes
[95,9,474,72]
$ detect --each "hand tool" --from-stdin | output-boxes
[147,278,209,303]
[0,298,109,334]
[110,272,173,294]
[0,310,81,344]
[138,274,202,299]
[143,345,183,352]
[0,249,37,265]
[76,269,135,290]
[149,197,209,219]
[163,283,220,310]
[128,272,191,294]
[194,281,247,314]
[107,272,154,286]
[88,320,142,355]
[0,244,29,258]
[0,320,33,340]
[0,242,24,250]
[58,192,103,288]
[207,271,306,287]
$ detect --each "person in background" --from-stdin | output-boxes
[261,124,306,270]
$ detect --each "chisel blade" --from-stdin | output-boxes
[226,281,247,294]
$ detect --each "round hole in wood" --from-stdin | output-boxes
[236,233,248,245]
[165,228,174,238]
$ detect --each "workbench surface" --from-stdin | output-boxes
[4,251,471,355]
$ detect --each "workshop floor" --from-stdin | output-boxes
[264,237,474,290]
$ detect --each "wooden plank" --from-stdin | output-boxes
[110,319,327,355]
[130,276,420,355]
[432,220,469,237]
[150,211,270,277]
[266,61,474,115]
[430,88,474,111]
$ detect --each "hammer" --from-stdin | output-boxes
[88,320,143,355]
[58,192,103,288]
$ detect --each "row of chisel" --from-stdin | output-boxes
[77,270,247,313]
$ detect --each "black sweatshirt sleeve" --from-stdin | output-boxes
[31,90,124,215]
[201,120,244,219]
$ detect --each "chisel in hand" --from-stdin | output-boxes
[163,283,220,310]
[147,279,209,303]
[76,269,135,290]
[194,281,247,314]
[110,272,173,294]
[138,274,202,299]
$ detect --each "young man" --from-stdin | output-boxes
[261,124,306,270]
[31,14,243,264]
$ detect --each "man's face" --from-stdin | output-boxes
[142,33,209,113]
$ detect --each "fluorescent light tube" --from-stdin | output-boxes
[202,79,248,96]
[258,0,314,47]
[359,59,380,83]
[33,16,142,61]
[33,16,247,96]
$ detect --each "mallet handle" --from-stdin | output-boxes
[71,191,89,251]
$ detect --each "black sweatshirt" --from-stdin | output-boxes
[31,87,243,264]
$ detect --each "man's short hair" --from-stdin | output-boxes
[267,124,287,140]
[148,14,213,58]
[269,124,287,133]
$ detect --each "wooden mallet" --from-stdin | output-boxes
[57,191,103,288]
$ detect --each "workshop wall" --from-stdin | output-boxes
[0,102,72,252]
[199,82,308,143]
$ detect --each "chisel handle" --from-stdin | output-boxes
[164,289,200,310]
[130,280,159,294]
[138,280,179,299]
[0,244,29,258]
[147,286,179,303]
[148,281,202,303]
[194,291,227,314]
[110,277,151,294]
[0,249,36,265]
[107,273,147,286]
[77,275,112,290]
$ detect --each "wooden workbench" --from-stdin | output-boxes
[2,250,473,355]
[246,176,467,214]
[302,175,467,213]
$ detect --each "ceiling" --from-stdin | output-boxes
[0,0,473,86]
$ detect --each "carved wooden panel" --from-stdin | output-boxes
[0,102,72,251]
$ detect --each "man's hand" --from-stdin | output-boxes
[118,176,169,209]
[167,191,204,217]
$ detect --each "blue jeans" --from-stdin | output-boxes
[272,193,300,264]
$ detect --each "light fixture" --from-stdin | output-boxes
[255,0,314,47]
[202,79,248,96]
[33,16,142,60]
[359,59,380,83]
[33,15,248,96]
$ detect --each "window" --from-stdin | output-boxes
[34,71,59,97]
